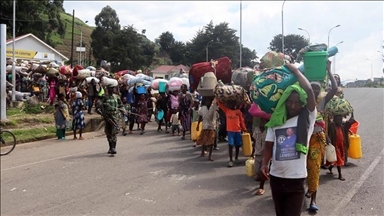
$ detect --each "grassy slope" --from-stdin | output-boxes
[47,11,171,68]
[44,11,94,61]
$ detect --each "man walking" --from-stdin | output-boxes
[97,84,125,155]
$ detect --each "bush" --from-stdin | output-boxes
[24,104,43,114]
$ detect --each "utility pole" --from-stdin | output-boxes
[70,9,75,68]
[11,0,16,102]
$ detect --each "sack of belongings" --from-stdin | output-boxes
[325,97,354,116]
[214,80,251,107]
[251,65,298,114]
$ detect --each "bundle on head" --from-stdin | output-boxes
[214,81,250,108]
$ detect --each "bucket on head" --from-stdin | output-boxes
[303,51,328,81]
[159,82,167,93]
[137,86,147,94]
[350,121,359,134]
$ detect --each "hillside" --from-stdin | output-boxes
[48,12,171,68]
[48,12,94,62]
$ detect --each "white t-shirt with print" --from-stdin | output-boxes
[265,108,317,179]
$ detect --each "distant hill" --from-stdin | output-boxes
[45,11,94,63]
[47,11,171,68]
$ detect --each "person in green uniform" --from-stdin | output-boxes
[97,84,125,154]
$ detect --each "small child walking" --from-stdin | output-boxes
[121,97,130,136]
[196,97,218,161]
[327,113,355,181]
[216,100,247,167]
[170,108,180,136]
[191,100,200,145]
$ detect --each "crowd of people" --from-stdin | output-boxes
[50,60,355,216]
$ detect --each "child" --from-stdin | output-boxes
[191,99,200,145]
[170,108,180,136]
[253,118,268,195]
[327,113,355,181]
[121,97,130,136]
[196,97,218,161]
[216,99,247,167]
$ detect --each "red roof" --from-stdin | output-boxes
[151,64,190,74]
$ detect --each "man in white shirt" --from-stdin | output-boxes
[261,64,317,216]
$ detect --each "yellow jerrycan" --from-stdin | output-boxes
[242,132,252,157]
[245,158,256,177]
[191,122,202,141]
[348,133,362,159]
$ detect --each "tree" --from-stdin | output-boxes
[189,21,243,67]
[241,47,258,68]
[91,5,121,64]
[157,31,175,52]
[169,41,187,65]
[0,0,65,47]
[269,34,309,59]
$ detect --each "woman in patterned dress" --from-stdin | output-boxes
[137,94,148,135]
[178,84,193,140]
[72,91,86,140]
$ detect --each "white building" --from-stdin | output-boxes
[6,33,69,64]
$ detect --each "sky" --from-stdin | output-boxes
[63,1,383,82]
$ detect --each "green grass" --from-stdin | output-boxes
[38,11,95,58]
[4,126,57,143]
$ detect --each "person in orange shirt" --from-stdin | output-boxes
[216,99,247,167]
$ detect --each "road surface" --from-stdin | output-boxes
[1,88,383,216]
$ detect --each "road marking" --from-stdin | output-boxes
[332,147,384,215]
[1,148,104,172]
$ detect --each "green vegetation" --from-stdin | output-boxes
[3,126,57,144]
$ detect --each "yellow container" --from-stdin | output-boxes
[245,158,256,177]
[348,134,362,159]
[242,132,252,157]
[191,122,202,141]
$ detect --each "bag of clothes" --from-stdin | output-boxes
[214,80,250,107]
[231,70,249,89]
[168,77,183,92]
[251,65,297,114]
[325,97,354,116]
[151,78,168,90]
[260,51,285,69]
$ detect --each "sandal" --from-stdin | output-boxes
[227,161,234,167]
[309,204,319,211]
[79,137,85,140]
[254,188,265,195]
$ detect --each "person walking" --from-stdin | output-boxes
[97,85,125,155]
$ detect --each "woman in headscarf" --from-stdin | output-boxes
[72,91,86,140]
[178,84,193,140]
[54,93,69,140]
[305,61,338,212]
[48,76,57,105]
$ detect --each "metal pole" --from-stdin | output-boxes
[281,3,284,53]
[11,0,16,102]
[70,9,75,68]
[327,24,340,48]
[298,28,310,44]
[1,24,7,120]
[239,0,242,68]
[79,31,82,66]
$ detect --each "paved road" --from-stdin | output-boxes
[1,88,383,216]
